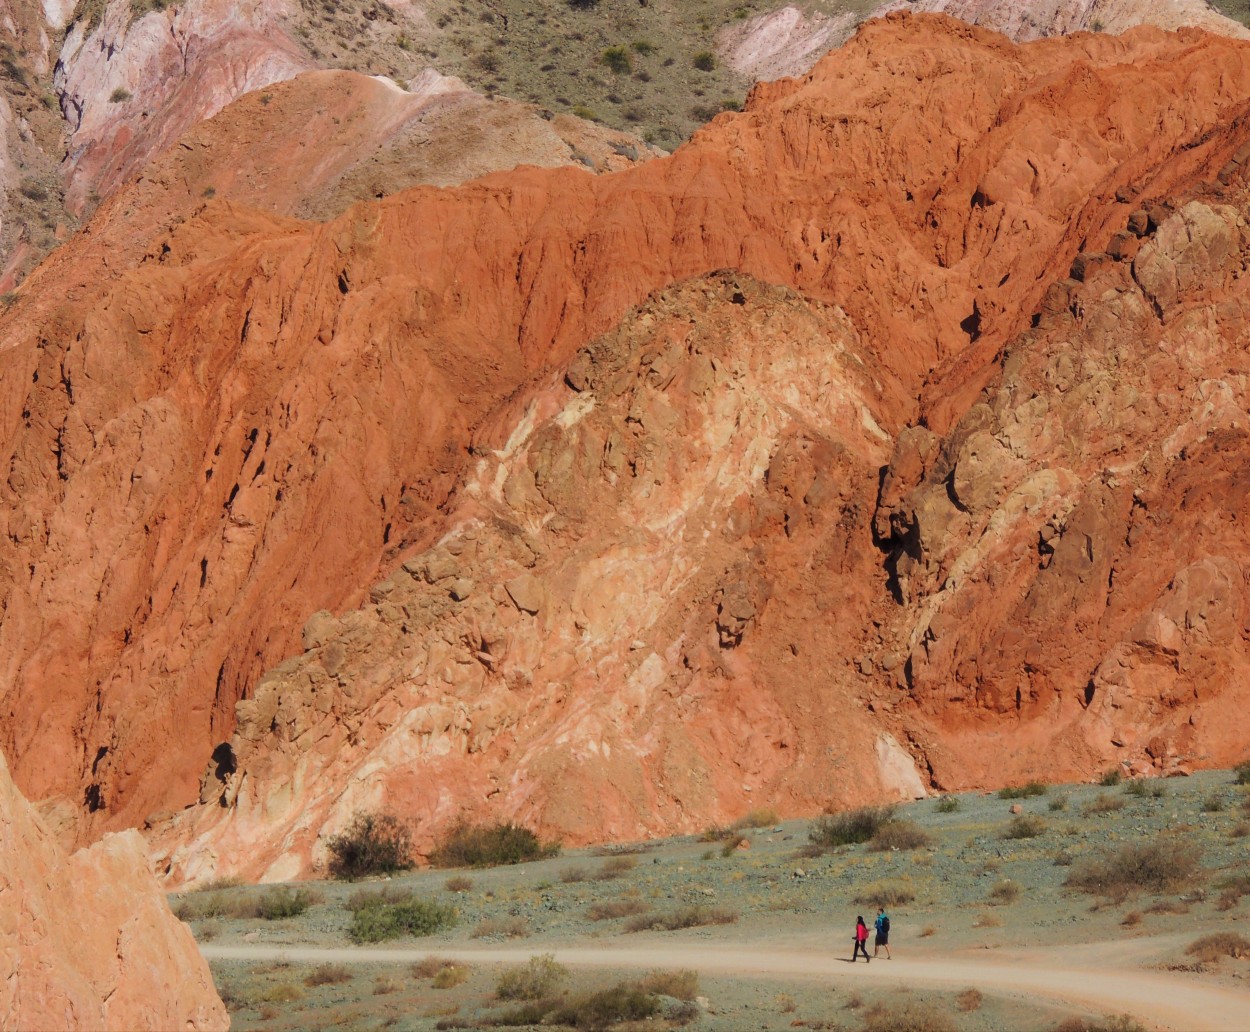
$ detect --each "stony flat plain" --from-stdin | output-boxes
[184,769,1250,1031]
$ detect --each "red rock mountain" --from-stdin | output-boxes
[1,14,1249,876]
[0,748,226,1028]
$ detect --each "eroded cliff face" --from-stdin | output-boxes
[0,749,227,1030]
[5,14,1250,870]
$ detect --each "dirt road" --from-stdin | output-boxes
[202,934,1250,1030]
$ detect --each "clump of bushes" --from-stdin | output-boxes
[430,821,559,868]
[852,878,916,906]
[808,806,896,851]
[257,886,322,920]
[346,889,457,943]
[600,45,631,73]
[1003,815,1046,839]
[624,906,737,932]
[998,781,1048,799]
[870,819,932,851]
[935,796,960,813]
[1124,779,1166,799]
[326,812,413,880]
[1185,932,1250,963]
[1065,837,1202,896]
[495,954,567,1001]
[304,963,352,987]
[587,899,650,921]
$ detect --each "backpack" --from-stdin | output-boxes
[881,916,890,934]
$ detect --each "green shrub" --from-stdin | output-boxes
[1124,779,1166,799]
[109,87,132,103]
[1003,815,1046,839]
[631,40,656,55]
[445,875,473,893]
[1066,837,1202,896]
[601,46,631,74]
[870,820,932,851]
[430,821,559,868]
[692,50,716,71]
[998,781,1047,799]
[495,954,567,1001]
[326,812,413,880]
[809,806,896,850]
[1100,767,1123,787]
[935,796,960,813]
[257,886,321,920]
[347,892,456,943]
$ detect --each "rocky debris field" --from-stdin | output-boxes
[187,768,1250,1030]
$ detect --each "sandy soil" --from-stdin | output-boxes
[202,932,1250,1031]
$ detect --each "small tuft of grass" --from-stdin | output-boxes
[852,878,916,907]
[559,865,588,883]
[1049,795,1068,812]
[432,964,469,989]
[935,796,960,813]
[1084,792,1127,815]
[1121,911,1142,927]
[1201,793,1227,813]
[495,953,567,1001]
[623,906,737,932]
[595,856,637,880]
[920,925,936,937]
[445,875,473,893]
[304,963,352,987]
[1234,760,1250,785]
[692,50,716,71]
[471,916,530,939]
[1124,779,1166,799]
[972,911,1002,928]
[1003,815,1046,839]
[998,781,1048,799]
[863,1000,956,1032]
[988,880,1022,904]
[1100,768,1123,787]
[869,820,932,852]
[587,899,650,921]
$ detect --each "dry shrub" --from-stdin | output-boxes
[988,880,1021,904]
[444,875,473,893]
[935,796,960,813]
[1053,1019,1147,1032]
[1123,779,1165,800]
[637,969,699,1000]
[192,876,245,892]
[775,993,797,1013]
[973,911,1002,928]
[864,999,956,1032]
[624,906,737,932]
[495,953,567,1001]
[304,963,352,987]
[1084,793,1126,815]
[1185,932,1250,963]
[259,982,303,1003]
[433,964,469,989]
[471,916,530,939]
[412,956,457,979]
[326,812,413,880]
[733,808,779,829]
[174,891,260,922]
[257,886,322,920]
[258,1005,279,1021]
[844,992,865,1010]
[920,925,936,938]
[430,821,559,868]
[956,988,983,1012]
[1066,837,1202,896]
[1143,899,1188,915]
[1121,911,1142,927]
[560,865,589,884]
[1229,822,1250,840]
[809,806,896,850]
[719,832,749,857]
[373,975,398,995]
[586,899,650,921]
[870,820,933,852]
[595,855,637,880]
[196,921,219,942]
[853,878,916,906]
[1003,815,1046,839]
[1201,793,1227,813]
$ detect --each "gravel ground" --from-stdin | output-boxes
[185,768,1250,1030]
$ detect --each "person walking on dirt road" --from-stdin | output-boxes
[852,915,871,962]
[874,906,891,959]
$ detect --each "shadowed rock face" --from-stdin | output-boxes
[5,14,1250,872]
[0,749,227,1029]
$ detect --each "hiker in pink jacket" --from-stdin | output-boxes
[852,915,871,962]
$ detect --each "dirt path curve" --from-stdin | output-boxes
[202,936,1250,1031]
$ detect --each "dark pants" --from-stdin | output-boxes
[852,938,870,961]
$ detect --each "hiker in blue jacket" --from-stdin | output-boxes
[874,906,892,959]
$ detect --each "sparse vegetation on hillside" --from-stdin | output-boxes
[1065,837,1202,896]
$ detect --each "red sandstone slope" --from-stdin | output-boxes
[4,14,1250,855]
[0,749,226,1028]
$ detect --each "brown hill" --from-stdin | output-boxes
[3,14,1250,871]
